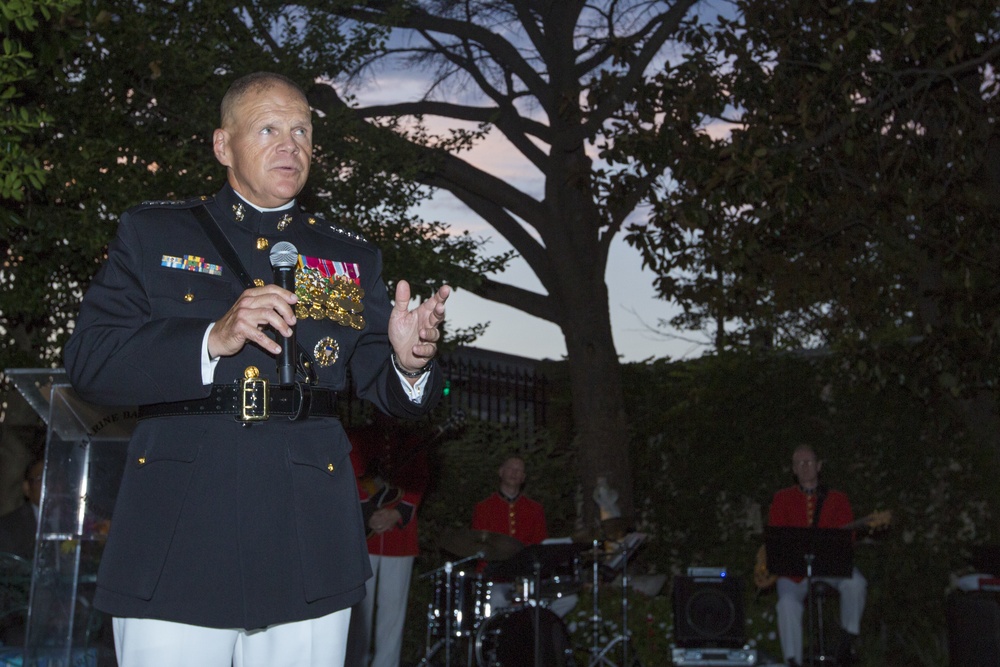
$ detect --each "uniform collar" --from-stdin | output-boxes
[215,184,300,234]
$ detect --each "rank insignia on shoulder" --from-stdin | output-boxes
[136,195,208,208]
[161,254,222,276]
[327,223,368,243]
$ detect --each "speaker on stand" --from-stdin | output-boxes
[946,590,1000,666]
[671,573,757,666]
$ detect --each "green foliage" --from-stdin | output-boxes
[0,0,510,377]
[624,352,998,665]
[0,0,81,201]
[403,353,997,665]
[626,0,1000,418]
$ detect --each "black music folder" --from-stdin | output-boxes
[764,526,853,578]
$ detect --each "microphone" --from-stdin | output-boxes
[269,241,298,386]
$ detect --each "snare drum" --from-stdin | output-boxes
[540,555,582,600]
[429,569,486,637]
[475,606,574,666]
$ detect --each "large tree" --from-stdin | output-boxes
[0,0,504,508]
[630,0,1000,452]
[2,0,719,526]
[303,0,708,526]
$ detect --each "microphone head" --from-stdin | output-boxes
[269,241,298,269]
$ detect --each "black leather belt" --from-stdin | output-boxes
[137,382,337,422]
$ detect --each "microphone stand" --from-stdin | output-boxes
[533,557,543,667]
[590,537,642,667]
[804,551,817,666]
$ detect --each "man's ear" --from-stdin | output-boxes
[213,128,230,167]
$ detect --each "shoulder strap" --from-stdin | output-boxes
[812,485,829,527]
[191,204,256,289]
[192,204,317,384]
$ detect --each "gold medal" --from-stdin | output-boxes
[294,267,366,330]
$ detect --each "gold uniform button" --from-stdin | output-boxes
[327,463,335,472]
[308,217,317,225]
[138,457,146,465]
[256,237,269,250]
[183,293,194,302]
[253,278,265,287]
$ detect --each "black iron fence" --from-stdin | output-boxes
[436,352,547,432]
[341,347,548,433]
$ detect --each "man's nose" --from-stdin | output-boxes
[277,133,300,153]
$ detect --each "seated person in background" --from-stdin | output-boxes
[0,457,44,560]
[0,456,44,646]
[473,456,547,547]
[473,456,577,618]
[768,444,867,667]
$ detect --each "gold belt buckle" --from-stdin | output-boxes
[240,366,269,421]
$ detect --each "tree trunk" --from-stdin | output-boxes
[562,313,633,537]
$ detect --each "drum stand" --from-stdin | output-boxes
[587,537,643,667]
[418,554,480,667]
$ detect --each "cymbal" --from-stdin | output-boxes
[438,529,524,561]
[483,541,589,579]
[573,517,630,543]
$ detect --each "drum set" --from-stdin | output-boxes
[418,525,645,667]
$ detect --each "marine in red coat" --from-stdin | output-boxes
[767,445,866,667]
[472,456,547,546]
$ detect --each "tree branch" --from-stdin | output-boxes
[473,276,556,324]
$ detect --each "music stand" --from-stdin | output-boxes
[765,526,853,664]
[765,527,853,580]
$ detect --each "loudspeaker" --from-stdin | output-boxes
[672,575,746,648]
[947,591,1000,666]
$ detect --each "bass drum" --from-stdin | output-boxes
[475,606,575,666]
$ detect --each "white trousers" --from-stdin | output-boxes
[112,608,350,667]
[346,554,414,667]
[775,568,867,663]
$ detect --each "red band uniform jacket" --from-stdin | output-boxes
[768,485,855,583]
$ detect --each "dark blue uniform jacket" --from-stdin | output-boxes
[64,184,441,629]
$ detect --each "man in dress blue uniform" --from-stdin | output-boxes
[64,72,450,667]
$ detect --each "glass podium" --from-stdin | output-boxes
[3,369,133,667]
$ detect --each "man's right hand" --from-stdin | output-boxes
[207,285,297,358]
